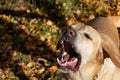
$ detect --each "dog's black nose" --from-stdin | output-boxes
[66,27,76,38]
[57,27,76,50]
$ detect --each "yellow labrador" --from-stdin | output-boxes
[57,16,120,80]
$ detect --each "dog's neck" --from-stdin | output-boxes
[96,58,117,80]
[68,59,103,80]
[68,58,118,80]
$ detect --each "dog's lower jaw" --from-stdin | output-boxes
[58,68,69,73]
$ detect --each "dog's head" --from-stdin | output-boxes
[56,23,102,72]
[57,23,120,73]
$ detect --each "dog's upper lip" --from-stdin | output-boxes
[57,40,81,71]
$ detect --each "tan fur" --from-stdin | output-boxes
[107,16,120,28]
[58,16,120,80]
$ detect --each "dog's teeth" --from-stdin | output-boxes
[61,57,64,62]
[61,41,65,48]
[57,58,61,64]
[61,41,64,45]
[57,57,68,66]
[62,51,67,57]
[61,52,66,62]
[61,41,63,44]
[62,61,66,66]
[72,58,78,63]
[69,58,78,63]
[62,61,67,66]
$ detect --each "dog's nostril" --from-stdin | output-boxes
[67,28,75,37]
[70,31,73,36]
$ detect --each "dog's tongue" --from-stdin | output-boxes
[62,54,78,68]
[68,57,78,68]
[57,51,78,68]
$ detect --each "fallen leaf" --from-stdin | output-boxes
[49,65,58,73]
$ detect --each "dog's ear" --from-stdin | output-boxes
[101,35,120,68]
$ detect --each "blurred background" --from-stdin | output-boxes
[0,0,120,80]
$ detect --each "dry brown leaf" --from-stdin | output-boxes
[49,65,58,73]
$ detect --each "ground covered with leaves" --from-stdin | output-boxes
[0,0,120,80]
[0,15,60,80]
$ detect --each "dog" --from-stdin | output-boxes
[56,16,120,80]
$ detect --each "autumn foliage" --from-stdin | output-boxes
[0,0,120,80]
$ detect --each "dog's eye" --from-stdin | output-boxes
[84,33,92,40]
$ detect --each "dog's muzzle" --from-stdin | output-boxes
[57,27,81,71]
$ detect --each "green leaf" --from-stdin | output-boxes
[40,6,45,13]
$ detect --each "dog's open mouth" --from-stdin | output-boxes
[57,41,81,71]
